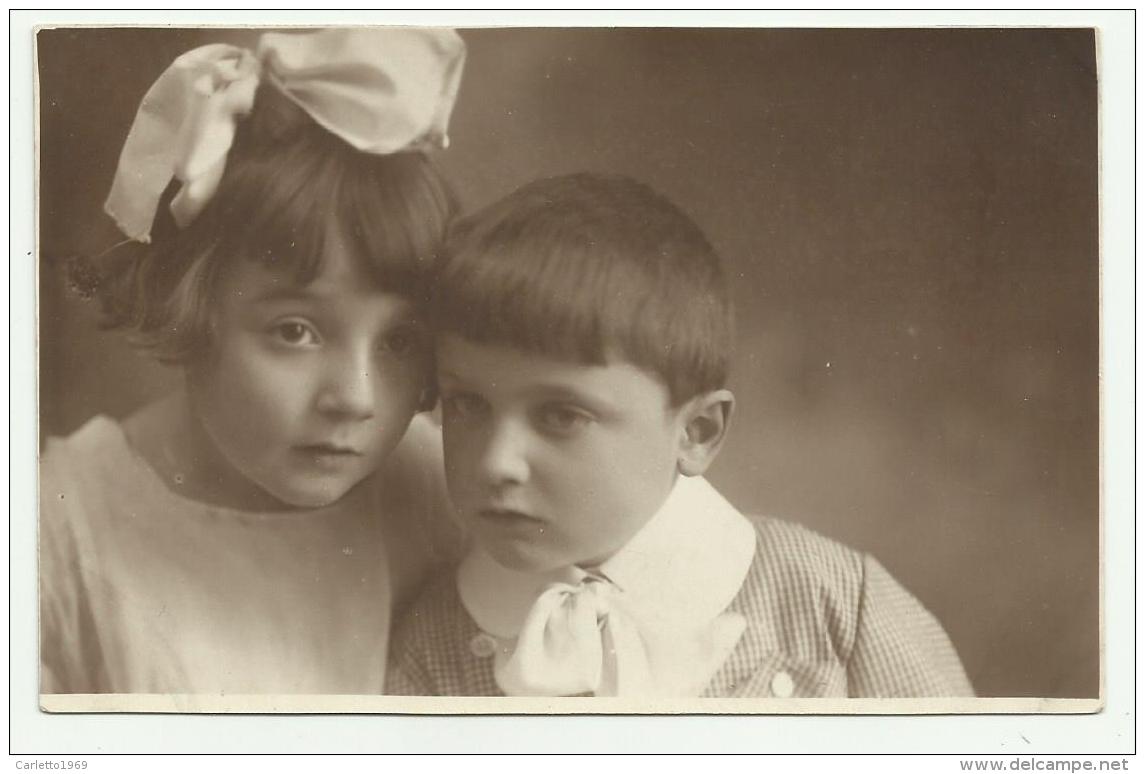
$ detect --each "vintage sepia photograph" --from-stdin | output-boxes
[34,24,1099,714]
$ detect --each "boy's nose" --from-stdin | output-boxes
[316,350,376,420]
[478,421,530,486]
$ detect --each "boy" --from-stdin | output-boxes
[387,173,973,698]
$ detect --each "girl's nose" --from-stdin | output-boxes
[315,350,376,420]
[479,420,530,486]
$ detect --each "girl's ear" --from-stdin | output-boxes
[676,389,735,477]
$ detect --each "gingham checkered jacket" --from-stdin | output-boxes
[386,516,974,697]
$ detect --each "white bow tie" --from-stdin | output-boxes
[493,572,746,698]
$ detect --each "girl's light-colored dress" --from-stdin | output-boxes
[40,413,455,695]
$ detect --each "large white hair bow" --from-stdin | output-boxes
[104,27,466,242]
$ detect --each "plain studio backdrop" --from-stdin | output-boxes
[36,27,1098,699]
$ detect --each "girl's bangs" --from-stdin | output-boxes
[209,143,453,298]
[340,152,456,301]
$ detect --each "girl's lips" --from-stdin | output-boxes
[477,508,546,529]
[294,445,364,470]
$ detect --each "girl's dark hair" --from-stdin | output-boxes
[433,173,733,407]
[82,81,458,363]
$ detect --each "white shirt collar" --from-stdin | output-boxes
[458,475,757,640]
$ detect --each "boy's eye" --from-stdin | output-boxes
[442,392,488,420]
[536,404,594,434]
[271,320,320,347]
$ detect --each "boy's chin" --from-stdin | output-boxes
[475,534,626,576]
[477,536,573,575]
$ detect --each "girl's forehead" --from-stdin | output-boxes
[217,253,415,322]
[220,228,382,299]
[315,223,376,285]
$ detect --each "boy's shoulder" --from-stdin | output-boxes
[739,514,868,607]
[732,514,868,638]
[720,514,974,697]
[747,513,866,572]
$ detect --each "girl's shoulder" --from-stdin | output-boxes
[39,406,224,549]
[41,415,148,507]
[41,415,168,547]
[39,415,165,608]
[43,414,129,460]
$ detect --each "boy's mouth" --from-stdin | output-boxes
[295,443,363,459]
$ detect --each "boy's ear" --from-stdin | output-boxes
[676,389,735,477]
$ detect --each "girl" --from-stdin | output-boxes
[40,28,465,695]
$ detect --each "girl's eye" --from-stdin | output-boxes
[271,320,320,347]
[442,392,488,420]
[381,326,424,358]
[537,404,594,434]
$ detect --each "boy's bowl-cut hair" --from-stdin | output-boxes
[80,82,458,364]
[433,173,733,406]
